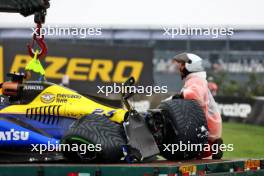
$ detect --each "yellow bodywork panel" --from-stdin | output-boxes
[0,84,127,123]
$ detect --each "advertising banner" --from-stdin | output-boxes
[0,39,154,94]
[132,94,264,126]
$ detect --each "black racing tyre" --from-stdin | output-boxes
[61,114,126,162]
[212,138,224,159]
[158,99,208,160]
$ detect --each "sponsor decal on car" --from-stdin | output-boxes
[40,92,55,104]
[92,109,116,118]
[57,94,81,99]
[0,129,29,141]
[56,94,81,103]
[24,85,44,91]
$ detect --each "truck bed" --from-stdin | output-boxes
[0,159,263,176]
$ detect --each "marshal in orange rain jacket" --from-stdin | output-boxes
[181,72,222,141]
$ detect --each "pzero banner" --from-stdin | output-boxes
[0,39,154,93]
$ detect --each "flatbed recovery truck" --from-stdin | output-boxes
[0,159,263,176]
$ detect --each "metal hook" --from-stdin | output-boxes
[27,23,47,59]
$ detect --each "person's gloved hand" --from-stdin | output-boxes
[212,138,224,159]
[172,92,183,99]
[161,92,183,103]
[12,0,50,17]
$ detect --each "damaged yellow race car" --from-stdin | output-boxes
[0,72,209,163]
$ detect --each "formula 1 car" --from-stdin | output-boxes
[0,73,209,163]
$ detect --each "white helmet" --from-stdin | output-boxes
[172,53,204,72]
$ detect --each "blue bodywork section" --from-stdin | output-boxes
[0,119,58,146]
[0,113,75,148]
